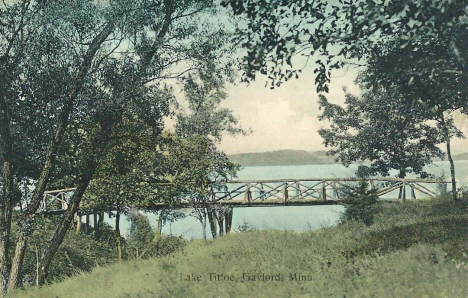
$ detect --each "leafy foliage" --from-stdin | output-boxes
[318,83,445,177]
[125,213,186,260]
[341,181,379,226]
[224,0,468,96]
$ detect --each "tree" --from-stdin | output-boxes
[224,0,468,199]
[0,0,37,288]
[6,0,122,287]
[175,75,245,238]
[3,0,239,289]
[223,0,468,95]
[318,82,446,180]
[159,134,239,240]
[359,36,467,199]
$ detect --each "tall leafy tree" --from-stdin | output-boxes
[159,134,239,240]
[360,36,467,199]
[224,0,468,199]
[318,83,446,179]
[223,0,468,96]
[0,0,239,288]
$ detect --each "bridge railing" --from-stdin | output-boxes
[212,178,450,206]
[33,178,450,213]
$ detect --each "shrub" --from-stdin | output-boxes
[341,181,379,226]
[125,214,186,260]
[236,219,252,232]
[16,216,116,285]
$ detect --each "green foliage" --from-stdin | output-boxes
[318,83,445,177]
[125,214,186,261]
[225,0,468,97]
[236,219,252,233]
[12,198,468,298]
[129,214,154,246]
[10,215,116,285]
[341,181,379,226]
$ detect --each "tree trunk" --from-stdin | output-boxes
[440,116,458,201]
[115,210,122,261]
[7,23,116,291]
[0,161,14,291]
[0,75,16,291]
[35,172,92,285]
[154,211,164,243]
[207,208,218,238]
[76,214,81,234]
[95,211,104,239]
[202,212,207,241]
[445,131,457,200]
[6,233,27,290]
[398,169,406,200]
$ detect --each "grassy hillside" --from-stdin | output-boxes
[12,198,468,298]
[228,149,336,166]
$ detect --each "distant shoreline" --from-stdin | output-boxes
[228,149,468,167]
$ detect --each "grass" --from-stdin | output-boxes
[10,197,468,298]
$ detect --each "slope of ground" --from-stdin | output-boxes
[12,198,468,298]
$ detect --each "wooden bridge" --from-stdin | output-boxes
[38,177,449,214]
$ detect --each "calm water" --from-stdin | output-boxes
[103,160,468,239]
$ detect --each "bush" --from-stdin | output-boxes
[125,214,186,260]
[341,181,379,226]
[236,219,252,232]
[14,216,116,285]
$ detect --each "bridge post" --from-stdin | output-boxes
[402,182,406,201]
[225,208,233,234]
[61,193,64,209]
[259,183,265,201]
[411,185,416,200]
[283,184,289,204]
[85,213,90,234]
[322,182,327,201]
[244,184,252,205]
[75,214,81,234]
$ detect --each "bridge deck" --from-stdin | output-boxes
[37,178,449,214]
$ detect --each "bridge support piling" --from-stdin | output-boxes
[411,185,416,200]
[217,214,225,236]
[402,182,406,201]
[207,208,218,238]
[93,211,97,231]
[85,213,90,234]
[225,208,233,234]
[322,183,327,201]
[244,184,252,206]
[75,214,81,234]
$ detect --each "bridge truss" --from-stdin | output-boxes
[38,178,448,214]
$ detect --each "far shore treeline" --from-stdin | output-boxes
[228,150,468,167]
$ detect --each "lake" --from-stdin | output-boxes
[104,160,468,239]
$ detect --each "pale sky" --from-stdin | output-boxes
[217,64,468,155]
